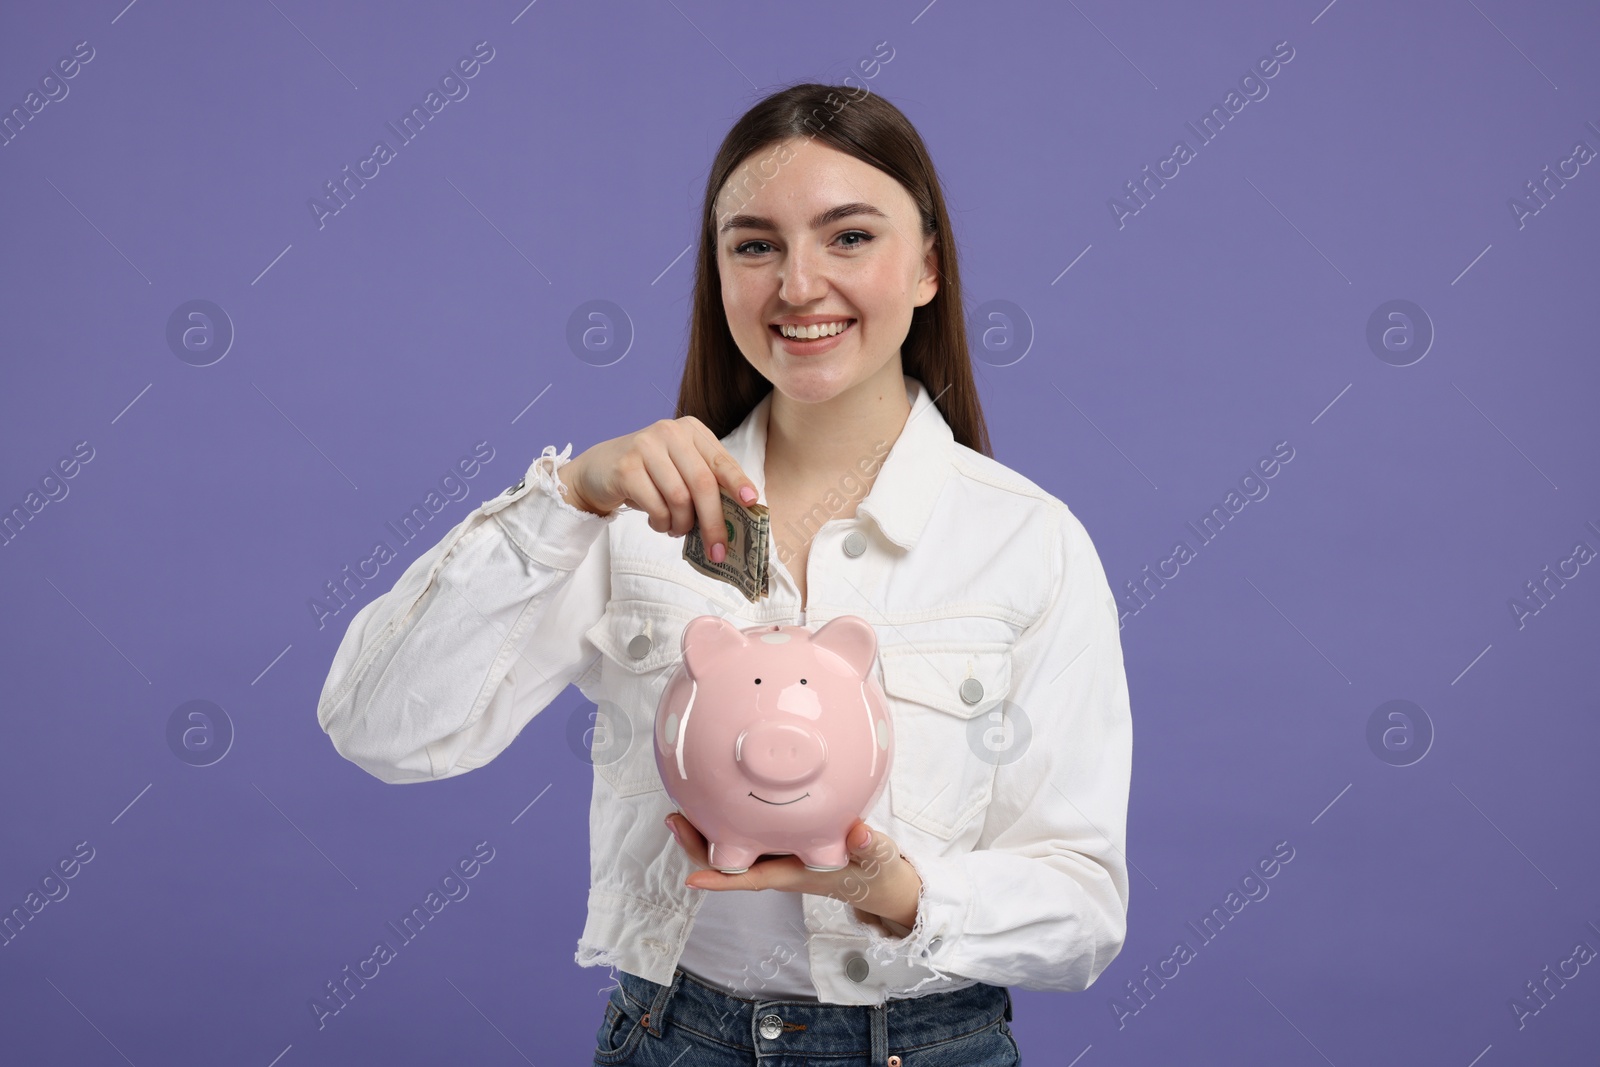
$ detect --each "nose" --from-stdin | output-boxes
[777,244,825,306]
[736,720,827,788]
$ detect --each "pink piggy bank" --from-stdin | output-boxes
[654,614,893,874]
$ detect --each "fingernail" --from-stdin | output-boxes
[740,486,757,504]
[711,542,726,563]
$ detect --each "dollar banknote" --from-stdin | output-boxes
[683,487,771,602]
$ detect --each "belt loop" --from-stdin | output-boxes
[644,968,684,1038]
[869,1001,889,1063]
[1002,985,1014,1022]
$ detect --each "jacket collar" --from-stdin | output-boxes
[722,373,955,551]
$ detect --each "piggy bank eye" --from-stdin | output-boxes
[800,678,807,684]
[754,678,761,684]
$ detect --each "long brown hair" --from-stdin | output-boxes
[674,82,992,458]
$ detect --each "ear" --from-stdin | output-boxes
[915,232,939,308]
[682,615,749,679]
[810,615,879,679]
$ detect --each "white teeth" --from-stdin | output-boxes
[777,320,851,339]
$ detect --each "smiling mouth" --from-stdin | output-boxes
[768,319,855,341]
[748,791,809,806]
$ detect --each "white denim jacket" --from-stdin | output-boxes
[317,374,1132,1006]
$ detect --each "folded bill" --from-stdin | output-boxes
[682,486,770,602]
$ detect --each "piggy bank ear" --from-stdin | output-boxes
[810,615,878,678]
[682,615,749,678]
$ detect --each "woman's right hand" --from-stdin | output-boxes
[556,417,760,564]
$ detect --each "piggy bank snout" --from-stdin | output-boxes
[736,720,827,788]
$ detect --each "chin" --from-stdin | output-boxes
[774,376,847,402]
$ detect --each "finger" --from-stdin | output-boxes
[636,435,694,537]
[849,821,900,877]
[677,814,710,858]
[666,429,732,560]
[690,865,759,892]
[615,462,668,532]
[696,854,798,894]
[662,819,700,870]
[666,813,710,867]
[688,422,759,507]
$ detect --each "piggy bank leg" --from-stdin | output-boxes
[707,840,762,874]
[800,841,852,872]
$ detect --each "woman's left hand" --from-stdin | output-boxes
[665,813,923,931]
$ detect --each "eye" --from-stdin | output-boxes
[754,678,761,684]
[731,231,876,256]
[800,678,807,684]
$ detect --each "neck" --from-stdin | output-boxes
[765,362,912,490]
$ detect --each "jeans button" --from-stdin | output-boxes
[842,531,867,557]
[845,953,870,982]
[758,1013,784,1040]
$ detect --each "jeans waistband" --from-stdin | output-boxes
[615,965,1013,1057]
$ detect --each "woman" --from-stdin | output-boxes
[318,82,1132,1065]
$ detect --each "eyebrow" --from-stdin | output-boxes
[718,201,889,235]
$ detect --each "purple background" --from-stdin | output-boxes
[3,0,1597,1062]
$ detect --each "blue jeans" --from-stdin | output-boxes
[592,965,1020,1065]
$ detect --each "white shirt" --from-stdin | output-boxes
[317,374,1133,1005]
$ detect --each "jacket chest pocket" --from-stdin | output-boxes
[878,647,1012,840]
[582,599,699,798]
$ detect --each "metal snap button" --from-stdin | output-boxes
[842,531,867,557]
[758,1013,784,1040]
[959,677,984,704]
[888,1057,902,1067]
[928,936,943,951]
[502,477,524,496]
[627,633,652,659]
[844,953,870,982]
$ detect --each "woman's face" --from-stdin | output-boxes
[714,137,938,405]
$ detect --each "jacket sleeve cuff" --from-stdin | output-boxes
[481,443,618,570]
[859,841,971,981]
